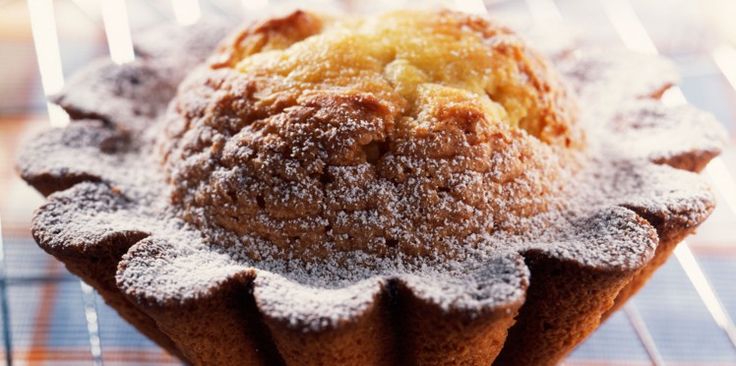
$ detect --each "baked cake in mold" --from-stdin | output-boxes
[17,9,725,366]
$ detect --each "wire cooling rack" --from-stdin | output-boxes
[1,0,736,365]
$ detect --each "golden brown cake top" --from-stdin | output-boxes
[158,10,582,259]
[212,10,580,147]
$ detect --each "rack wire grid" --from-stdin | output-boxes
[1,0,736,365]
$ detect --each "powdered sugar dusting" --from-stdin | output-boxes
[603,99,725,167]
[19,13,724,329]
[51,59,178,132]
[159,11,582,263]
[118,235,250,306]
[254,273,386,330]
[556,50,679,123]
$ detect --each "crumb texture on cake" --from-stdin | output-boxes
[159,10,583,259]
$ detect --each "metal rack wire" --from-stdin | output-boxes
[0,0,735,365]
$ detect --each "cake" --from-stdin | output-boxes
[17,9,724,366]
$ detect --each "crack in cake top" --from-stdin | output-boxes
[159,10,583,259]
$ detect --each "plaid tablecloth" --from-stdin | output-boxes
[1,0,735,365]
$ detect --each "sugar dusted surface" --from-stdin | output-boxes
[19,11,724,327]
[160,10,583,262]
